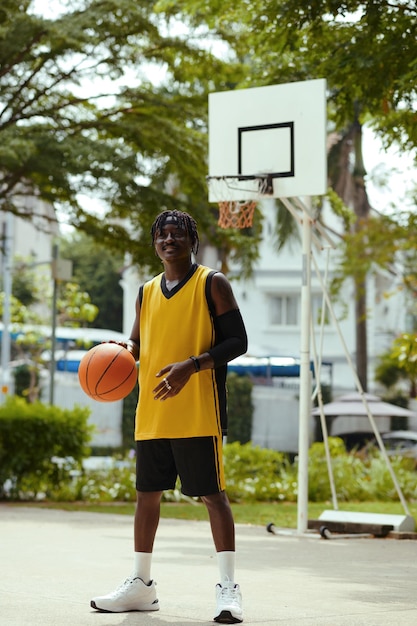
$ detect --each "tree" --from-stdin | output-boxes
[0,259,99,401]
[166,0,416,150]
[375,333,417,399]
[60,233,124,331]
[278,1,416,389]
[56,282,98,327]
[159,0,417,389]
[0,1,260,275]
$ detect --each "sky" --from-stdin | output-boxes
[362,127,415,215]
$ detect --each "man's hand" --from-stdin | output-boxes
[152,359,195,401]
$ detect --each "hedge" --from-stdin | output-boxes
[0,396,92,499]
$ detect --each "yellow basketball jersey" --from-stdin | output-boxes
[135,264,224,440]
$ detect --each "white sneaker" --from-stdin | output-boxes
[214,581,243,623]
[91,576,159,613]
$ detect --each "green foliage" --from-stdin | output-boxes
[0,1,260,278]
[58,461,138,503]
[375,333,417,398]
[366,455,416,501]
[326,188,355,231]
[307,438,373,501]
[329,212,403,300]
[57,282,98,327]
[374,352,403,390]
[160,0,417,152]
[308,439,417,502]
[226,373,253,444]
[390,333,417,385]
[0,396,93,499]
[5,435,417,505]
[273,200,301,252]
[224,442,296,503]
[2,257,102,401]
[11,256,46,307]
[0,293,42,326]
[13,364,39,400]
[60,233,124,331]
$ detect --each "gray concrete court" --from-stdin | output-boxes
[1,504,416,626]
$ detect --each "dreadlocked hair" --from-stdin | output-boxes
[151,210,200,255]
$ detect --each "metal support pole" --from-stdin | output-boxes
[1,213,13,401]
[49,246,72,405]
[297,202,312,534]
[49,243,58,405]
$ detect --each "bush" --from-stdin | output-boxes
[224,441,296,502]
[0,396,93,499]
[306,438,417,502]
[224,439,417,504]
[307,438,374,501]
[4,433,417,504]
[13,364,39,399]
[57,460,137,503]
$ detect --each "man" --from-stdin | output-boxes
[91,210,247,624]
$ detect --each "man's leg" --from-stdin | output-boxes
[134,490,163,552]
[201,491,235,552]
[133,490,162,584]
[202,491,243,624]
[90,490,162,613]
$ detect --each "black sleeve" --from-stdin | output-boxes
[208,308,248,368]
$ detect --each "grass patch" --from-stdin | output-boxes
[8,499,417,528]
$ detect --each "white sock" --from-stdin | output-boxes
[217,551,235,584]
[133,552,152,584]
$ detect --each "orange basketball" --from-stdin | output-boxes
[78,343,138,402]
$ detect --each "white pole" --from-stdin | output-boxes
[49,243,59,405]
[1,212,13,401]
[297,200,312,533]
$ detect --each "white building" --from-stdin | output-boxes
[227,198,408,394]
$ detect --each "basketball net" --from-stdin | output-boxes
[217,199,257,229]
[209,175,272,229]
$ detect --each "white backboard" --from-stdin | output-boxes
[208,78,327,201]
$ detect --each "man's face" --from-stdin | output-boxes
[154,221,192,262]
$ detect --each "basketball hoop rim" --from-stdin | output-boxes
[207,173,274,199]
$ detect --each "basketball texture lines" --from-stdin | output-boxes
[78,343,137,402]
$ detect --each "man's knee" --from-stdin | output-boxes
[201,491,230,509]
[136,490,163,505]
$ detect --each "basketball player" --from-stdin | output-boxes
[91,210,247,624]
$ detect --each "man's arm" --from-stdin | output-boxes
[206,272,248,367]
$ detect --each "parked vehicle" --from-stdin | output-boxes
[379,431,417,459]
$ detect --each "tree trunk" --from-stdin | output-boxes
[355,279,368,390]
[329,113,371,391]
[351,117,371,391]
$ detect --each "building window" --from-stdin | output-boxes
[269,293,329,326]
[270,295,298,325]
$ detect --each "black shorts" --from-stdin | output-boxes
[135,436,225,497]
